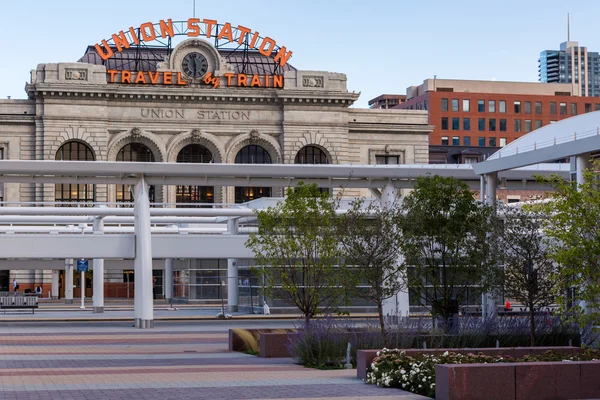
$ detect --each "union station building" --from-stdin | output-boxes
[0,19,431,302]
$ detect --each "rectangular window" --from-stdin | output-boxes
[463,117,470,130]
[441,117,448,130]
[489,137,497,147]
[478,118,485,131]
[452,117,459,130]
[463,136,471,146]
[514,119,522,132]
[452,99,459,112]
[488,118,496,131]
[535,120,543,129]
[488,100,496,113]
[499,137,507,147]
[478,137,486,146]
[535,101,542,114]
[462,99,470,112]
[524,101,532,114]
[499,100,506,113]
[525,119,532,132]
[441,136,449,146]
[595,104,600,111]
[585,103,592,113]
[478,100,485,112]
[499,119,507,132]
[375,155,400,164]
[452,136,460,146]
[463,156,479,164]
[550,102,557,114]
[560,102,567,115]
[514,101,521,114]
[571,103,577,115]
[441,98,448,111]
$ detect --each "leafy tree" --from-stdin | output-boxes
[338,198,406,347]
[496,204,558,346]
[246,182,345,324]
[398,175,499,332]
[533,160,600,326]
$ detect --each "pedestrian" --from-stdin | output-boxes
[12,279,18,294]
[152,276,157,300]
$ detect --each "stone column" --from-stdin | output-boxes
[51,270,59,300]
[92,216,105,313]
[65,259,73,304]
[134,176,154,329]
[381,182,410,318]
[164,258,173,301]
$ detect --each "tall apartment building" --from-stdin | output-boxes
[539,41,600,97]
[394,78,594,163]
[368,94,406,109]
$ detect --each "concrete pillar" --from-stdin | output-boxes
[483,172,498,320]
[381,182,410,318]
[134,176,154,329]
[227,218,239,312]
[164,258,173,301]
[65,259,73,304]
[92,216,105,313]
[479,175,486,202]
[51,270,59,300]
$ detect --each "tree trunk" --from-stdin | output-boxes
[528,305,536,347]
[377,300,388,348]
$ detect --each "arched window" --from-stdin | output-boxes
[55,141,95,205]
[294,145,329,164]
[176,144,213,207]
[115,143,156,204]
[234,145,272,203]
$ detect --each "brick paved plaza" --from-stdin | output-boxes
[0,320,426,400]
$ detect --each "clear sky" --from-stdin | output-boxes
[1,0,599,108]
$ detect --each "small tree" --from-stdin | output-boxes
[338,198,406,347]
[534,160,600,327]
[496,204,558,346]
[246,182,345,324]
[398,175,499,332]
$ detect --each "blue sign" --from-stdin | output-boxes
[77,260,88,272]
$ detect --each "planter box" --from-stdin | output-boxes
[259,332,299,358]
[436,360,600,400]
[357,346,583,380]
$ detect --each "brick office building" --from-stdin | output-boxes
[394,78,600,155]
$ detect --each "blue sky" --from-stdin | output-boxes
[1,0,598,107]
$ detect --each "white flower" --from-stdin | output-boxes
[422,378,427,382]
[376,352,380,357]
[443,351,449,356]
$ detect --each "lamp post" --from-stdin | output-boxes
[78,223,87,309]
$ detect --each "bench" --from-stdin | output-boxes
[0,296,38,313]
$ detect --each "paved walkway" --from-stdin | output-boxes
[0,322,426,399]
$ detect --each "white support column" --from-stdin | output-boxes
[164,258,173,301]
[483,172,498,320]
[479,175,486,203]
[576,153,591,314]
[51,270,59,300]
[134,176,154,329]
[92,216,105,313]
[227,218,239,312]
[381,182,410,318]
[65,259,73,304]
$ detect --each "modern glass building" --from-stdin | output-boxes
[539,41,600,97]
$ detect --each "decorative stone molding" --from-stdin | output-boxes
[368,147,405,164]
[385,145,391,154]
[166,131,224,163]
[130,127,142,139]
[249,130,260,140]
[226,132,282,164]
[65,69,87,81]
[288,130,337,164]
[107,130,166,162]
[302,76,324,88]
[191,129,201,140]
[48,126,100,161]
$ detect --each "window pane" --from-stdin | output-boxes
[499,119,506,132]
[499,137,507,147]
[478,100,485,112]
[535,102,542,114]
[295,146,329,164]
[514,101,521,114]
[462,99,470,112]
[452,136,459,146]
[585,103,591,113]
[478,137,485,146]
[441,98,448,111]
[452,99,459,112]
[488,100,496,113]
[489,137,497,147]
[441,117,448,130]
[525,119,532,132]
[499,100,506,113]
[463,117,470,130]
[595,104,600,111]
[441,136,449,146]
[463,136,471,146]
[488,118,496,131]
[524,101,532,114]
[560,102,567,115]
[535,120,543,129]
[478,118,485,131]
[571,103,577,115]
[550,102,557,114]
[452,117,459,130]
[514,119,522,132]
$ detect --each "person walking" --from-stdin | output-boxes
[12,279,18,294]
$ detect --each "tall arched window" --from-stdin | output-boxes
[115,143,156,204]
[176,144,213,207]
[234,145,272,203]
[55,141,95,206]
[294,145,330,164]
